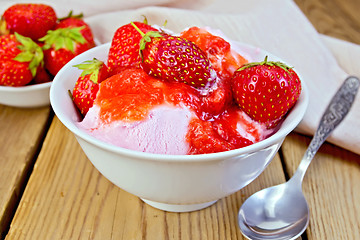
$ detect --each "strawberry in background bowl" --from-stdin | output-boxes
[50,21,309,212]
[0,3,95,108]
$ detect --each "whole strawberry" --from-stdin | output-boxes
[0,33,43,86]
[1,3,57,41]
[56,11,95,47]
[107,21,157,76]
[40,13,95,76]
[72,58,109,115]
[232,56,302,128]
[132,23,217,89]
[180,26,248,80]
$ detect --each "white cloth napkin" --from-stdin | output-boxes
[1,0,359,155]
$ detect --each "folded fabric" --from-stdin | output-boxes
[1,0,359,155]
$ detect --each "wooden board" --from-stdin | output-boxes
[294,0,360,45]
[0,106,51,239]
[282,133,360,240]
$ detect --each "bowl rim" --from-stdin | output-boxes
[0,81,52,92]
[50,42,309,163]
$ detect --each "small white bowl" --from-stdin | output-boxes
[0,82,52,108]
[50,42,309,212]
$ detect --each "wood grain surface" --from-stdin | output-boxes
[1,0,360,239]
[0,106,51,239]
[294,0,360,45]
[282,133,360,240]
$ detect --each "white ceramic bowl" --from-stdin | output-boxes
[0,82,51,108]
[50,42,309,212]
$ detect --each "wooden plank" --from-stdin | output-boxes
[0,106,51,239]
[294,0,360,45]
[281,133,360,240]
[5,117,288,240]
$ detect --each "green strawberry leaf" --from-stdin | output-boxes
[14,32,44,77]
[64,37,74,52]
[14,52,34,62]
[139,31,163,51]
[28,59,39,76]
[130,22,163,61]
[56,37,66,51]
[0,19,9,35]
[39,26,86,53]
[68,30,86,44]
[58,10,84,21]
[237,56,293,74]
[73,58,104,84]
[141,15,148,25]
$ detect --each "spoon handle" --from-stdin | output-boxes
[293,76,360,183]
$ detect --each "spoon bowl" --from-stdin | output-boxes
[239,180,309,240]
[238,76,360,240]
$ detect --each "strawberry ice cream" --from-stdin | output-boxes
[80,104,193,154]
[78,69,272,154]
[76,26,280,155]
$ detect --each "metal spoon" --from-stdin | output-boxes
[238,76,360,240]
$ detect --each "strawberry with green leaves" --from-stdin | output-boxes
[40,13,95,76]
[56,11,95,47]
[1,3,57,41]
[0,33,44,86]
[131,23,217,90]
[72,58,109,116]
[232,56,302,128]
[107,21,157,76]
